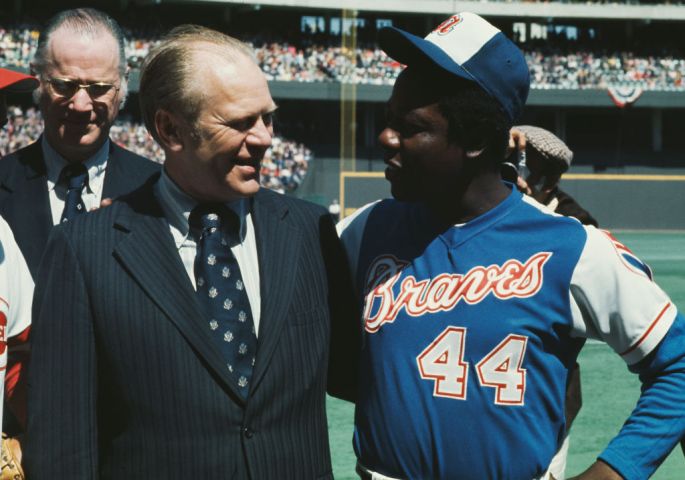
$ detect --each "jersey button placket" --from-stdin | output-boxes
[242,427,254,439]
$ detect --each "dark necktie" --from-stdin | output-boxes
[191,204,257,398]
[60,163,88,224]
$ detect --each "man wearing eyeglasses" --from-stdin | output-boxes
[0,8,160,280]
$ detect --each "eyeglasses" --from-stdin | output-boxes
[46,77,120,100]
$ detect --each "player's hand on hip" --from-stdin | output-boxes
[568,460,623,480]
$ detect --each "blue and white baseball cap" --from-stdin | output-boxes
[379,13,530,123]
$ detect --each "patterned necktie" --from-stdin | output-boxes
[190,204,257,398]
[60,163,88,224]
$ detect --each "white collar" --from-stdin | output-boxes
[155,168,247,248]
[42,135,109,193]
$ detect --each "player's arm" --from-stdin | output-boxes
[0,217,33,429]
[596,311,685,479]
[568,228,685,479]
[24,226,99,479]
[569,459,623,480]
[569,312,685,479]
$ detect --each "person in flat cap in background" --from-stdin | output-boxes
[0,67,38,480]
[511,125,597,227]
[338,12,685,480]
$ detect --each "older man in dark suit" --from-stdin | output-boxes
[25,25,358,479]
[0,8,159,278]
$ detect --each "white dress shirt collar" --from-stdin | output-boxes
[155,168,248,248]
[42,135,109,195]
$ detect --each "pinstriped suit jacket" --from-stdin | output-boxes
[25,177,359,479]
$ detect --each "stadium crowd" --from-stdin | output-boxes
[526,49,684,90]
[2,24,684,90]
[0,25,38,68]
[0,106,313,193]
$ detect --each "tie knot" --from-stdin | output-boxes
[190,204,239,234]
[60,163,88,189]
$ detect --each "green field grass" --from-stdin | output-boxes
[327,231,685,479]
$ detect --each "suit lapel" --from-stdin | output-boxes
[0,140,53,276]
[102,142,129,199]
[112,183,246,402]
[249,190,301,393]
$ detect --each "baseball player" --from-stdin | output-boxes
[338,13,685,480]
[0,67,38,479]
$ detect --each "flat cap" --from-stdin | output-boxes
[515,125,573,171]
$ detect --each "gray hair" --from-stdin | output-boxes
[32,8,129,106]
[139,24,255,144]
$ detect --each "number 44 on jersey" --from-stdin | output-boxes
[417,327,528,406]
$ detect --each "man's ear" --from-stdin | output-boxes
[154,109,185,152]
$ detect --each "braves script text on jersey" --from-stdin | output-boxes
[338,187,685,480]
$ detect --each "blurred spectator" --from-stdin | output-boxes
[259,135,313,193]
[510,124,598,226]
[525,48,685,91]
[0,106,42,155]
[0,25,40,69]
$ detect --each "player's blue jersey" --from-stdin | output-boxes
[338,188,677,480]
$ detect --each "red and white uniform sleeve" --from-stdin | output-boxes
[0,216,33,426]
[568,227,676,365]
[0,217,32,339]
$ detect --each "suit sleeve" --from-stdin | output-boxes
[320,211,360,402]
[25,226,99,479]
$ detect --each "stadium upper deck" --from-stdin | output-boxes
[140,0,685,21]
[2,23,684,105]
[2,0,683,168]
